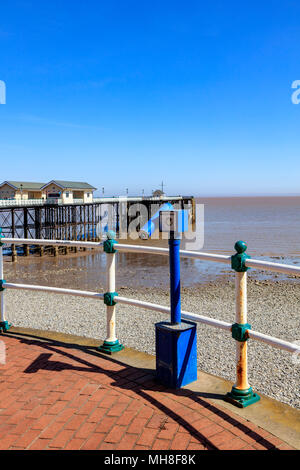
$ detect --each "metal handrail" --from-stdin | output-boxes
[2,237,300,276]
[0,195,190,208]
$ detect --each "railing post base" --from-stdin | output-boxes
[225,386,260,408]
[0,321,12,333]
[98,339,124,355]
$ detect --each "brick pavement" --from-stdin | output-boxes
[0,331,295,451]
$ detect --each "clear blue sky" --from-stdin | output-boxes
[0,1,299,196]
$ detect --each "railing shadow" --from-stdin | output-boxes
[3,331,278,450]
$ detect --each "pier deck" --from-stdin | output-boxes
[0,327,297,451]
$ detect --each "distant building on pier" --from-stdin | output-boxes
[0,181,45,200]
[41,180,96,204]
[0,180,97,203]
[152,189,166,198]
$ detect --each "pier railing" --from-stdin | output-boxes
[0,195,191,208]
[0,199,45,207]
[1,233,300,407]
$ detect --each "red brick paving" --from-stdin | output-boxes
[0,332,296,451]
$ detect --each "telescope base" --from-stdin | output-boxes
[155,320,197,389]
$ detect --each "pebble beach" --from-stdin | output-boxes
[5,275,300,409]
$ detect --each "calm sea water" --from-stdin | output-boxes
[4,197,300,288]
[199,197,300,257]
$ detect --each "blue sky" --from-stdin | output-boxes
[0,1,299,196]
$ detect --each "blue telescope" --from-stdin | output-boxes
[139,202,174,239]
[153,208,197,389]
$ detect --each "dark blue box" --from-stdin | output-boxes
[155,320,197,389]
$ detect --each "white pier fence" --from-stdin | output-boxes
[0,235,299,406]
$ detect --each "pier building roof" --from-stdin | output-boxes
[0,181,45,190]
[41,180,97,190]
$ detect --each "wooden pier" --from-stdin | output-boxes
[0,196,195,260]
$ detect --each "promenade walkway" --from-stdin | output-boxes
[0,328,297,451]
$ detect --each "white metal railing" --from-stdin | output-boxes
[44,198,61,204]
[0,195,188,208]
[92,196,188,203]
[0,198,84,207]
[72,198,84,204]
[0,236,299,404]
[0,199,45,207]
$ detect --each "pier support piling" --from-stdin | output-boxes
[11,245,17,262]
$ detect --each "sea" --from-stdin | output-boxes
[4,196,300,289]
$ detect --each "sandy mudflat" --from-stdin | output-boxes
[5,277,300,409]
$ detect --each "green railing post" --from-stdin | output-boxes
[98,231,124,354]
[225,241,260,408]
[0,228,12,333]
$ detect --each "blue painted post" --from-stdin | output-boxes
[155,210,197,389]
[169,238,181,325]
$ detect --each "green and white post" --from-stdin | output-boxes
[98,231,124,354]
[0,228,11,333]
[226,241,260,408]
